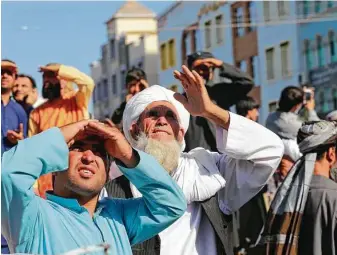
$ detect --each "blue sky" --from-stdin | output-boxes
[1,1,173,93]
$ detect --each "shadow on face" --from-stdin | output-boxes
[54,137,108,198]
[127,79,146,96]
[1,69,16,89]
[12,77,34,102]
[133,101,184,143]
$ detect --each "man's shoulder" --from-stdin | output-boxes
[10,100,27,117]
[181,147,219,166]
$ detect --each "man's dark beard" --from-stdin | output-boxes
[42,82,61,100]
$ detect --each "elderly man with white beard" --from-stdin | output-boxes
[106,65,284,255]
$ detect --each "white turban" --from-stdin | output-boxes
[122,85,190,150]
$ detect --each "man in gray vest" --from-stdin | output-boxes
[106,66,284,255]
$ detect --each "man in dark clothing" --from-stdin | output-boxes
[184,51,254,152]
[111,67,148,130]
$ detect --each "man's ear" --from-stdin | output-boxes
[177,127,185,144]
[327,146,336,163]
[130,123,140,140]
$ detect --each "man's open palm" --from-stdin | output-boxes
[173,65,213,117]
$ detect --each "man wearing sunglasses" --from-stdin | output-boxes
[1,59,28,156]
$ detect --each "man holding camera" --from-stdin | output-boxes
[184,51,254,152]
[266,86,320,192]
[29,63,95,198]
[111,67,149,130]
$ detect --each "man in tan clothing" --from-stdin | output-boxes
[29,63,95,197]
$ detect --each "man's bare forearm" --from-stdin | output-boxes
[203,103,230,130]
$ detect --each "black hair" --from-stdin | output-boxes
[2,59,16,65]
[235,96,260,117]
[125,67,147,85]
[315,142,337,160]
[17,74,37,89]
[278,86,304,112]
[2,59,18,78]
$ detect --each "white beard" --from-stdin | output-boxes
[131,132,182,174]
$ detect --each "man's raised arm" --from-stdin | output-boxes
[173,65,284,214]
[57,65,95,109]
[85,121,187,246]
[1,127,69,246]
[115,151,187,246]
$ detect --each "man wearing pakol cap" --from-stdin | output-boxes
[257,120,337,255]
[185,51,254,152]
[107,65,284,255]
[1,59,28,157]
[29,63,95,198]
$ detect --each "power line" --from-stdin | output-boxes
[157,14,337,32]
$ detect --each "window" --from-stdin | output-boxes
[237,60,247,72]
[234,7,244,37]
[315,1,321,13]
[269,101,278,112]
[317,36,325,67]
[329,31,336,62]
[216,15,223,44]
[110,39,115,59]
[280,41,290,76]
[250,56,257,79]
[266,47,275,80]
[93,86,98,103]
[328,1,334,8]
[103,79,108,99]
[182,25,197,64]
[264,1,271,22]
[98,82,103,101]
[205,20,212,48]
[277,1,288,17]
[111,75,117,95]
[118,39,127,65]
[303,0,310,17]
[120,71,125,88]
[304,40,313,70]
[160,43,167,70]
[168,39,176,67]
[248,1,256,32]
[101,45,108,74]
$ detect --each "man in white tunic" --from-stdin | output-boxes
[107,66,284,255]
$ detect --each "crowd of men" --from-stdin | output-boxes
[1,51,336,255]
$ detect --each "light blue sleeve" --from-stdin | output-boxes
[116,150,187,246]
[1,127,69,245]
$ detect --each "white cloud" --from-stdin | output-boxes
[20,25,28,31]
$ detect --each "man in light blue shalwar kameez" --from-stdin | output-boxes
[1,120,187,255]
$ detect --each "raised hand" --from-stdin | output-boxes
[39,64,61,74]
[85,122,139,168]
[7,123,24,145]
[59,120,96,146]
[192,58,223,68]
[173,65,214,117]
